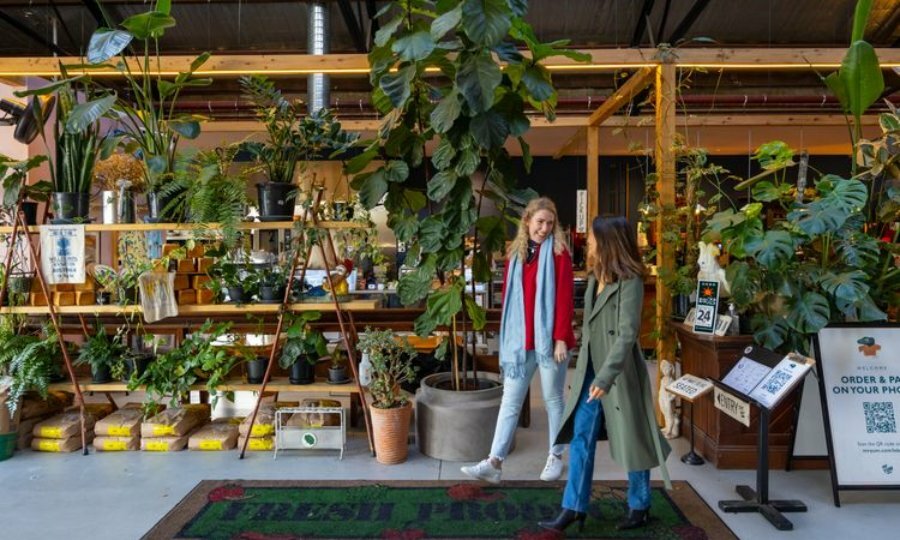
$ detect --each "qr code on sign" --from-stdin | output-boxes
[761,371,792,394]
[864,402,897,434]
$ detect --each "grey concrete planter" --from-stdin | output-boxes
[415,371,504,462]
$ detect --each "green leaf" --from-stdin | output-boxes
[521,64,554,101]
[493,40,524,62]
[456,51,502,113]
[461,0,512,46]
[703,208,747,235]
[454,148,480,177]
[414,311,439,337]
[392,31,436,62]
[156,0,172,16]
[99,134,124,160]
[518,136,532,172]
[384,160,410,183]
[427,170,457,202]
[345,146,378,174]
[837,41,885,121]
[169,119,201,139]
[14,76,83,97]
[750,180,790,202]
[389,212,419,243]
[470,109,509,148]
[827,176,868,212]
[65,94,116,133]
[430,89,462,134]
[426,281,464,325]
[836,231,880,267]
[879,112,900,133]
[87,29,133,64]
[380,65,416,108]
[476,214,507,253]
[398,261,435,305]
[418,217,445,252]
[374,16,403,48]
[431,6,462,40]
[120,11,176,40]
[465,295,487,330]
[357,170,389,208]
[432,137,457,169]
[752,314,789,350]
[820,270,870,305]
[189,51,212,72]
[507,0,528,17]
[851,0,874,43]
[744,230,794,267]
[786,292,830,334]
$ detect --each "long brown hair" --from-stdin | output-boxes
[589,215,645,283]
[507,197,569,260]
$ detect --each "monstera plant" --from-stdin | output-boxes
[346,0,587,382]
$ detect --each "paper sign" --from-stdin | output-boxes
[714,385,751,427]
[40,225,85,284]
[667,374,714,402]
[693,280,720,334]
[576,190,587,233]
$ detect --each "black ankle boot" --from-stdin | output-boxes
[538,509,586,533]
[617,508,650,530]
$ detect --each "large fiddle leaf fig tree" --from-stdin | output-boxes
[348,0,587,355]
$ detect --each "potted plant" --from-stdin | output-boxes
[357,328,418,464]
[327,346,349,384]
[0,321,65,415]
[0,153,51,225]
[257,265,288,303]
[75,324,128,384]
[93,152,146,224]
[279,311,327,384]
[208,257,257,304]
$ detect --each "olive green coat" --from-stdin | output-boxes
[554,276,671,478]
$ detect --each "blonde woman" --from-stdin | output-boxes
[461,197,576,483]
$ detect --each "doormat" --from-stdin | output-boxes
[144,480,736,540]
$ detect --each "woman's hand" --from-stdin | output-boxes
[554,340,568,363]
[586,385,605,402]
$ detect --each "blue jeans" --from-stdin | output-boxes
[489,351,568,459]
[562,364,651,513]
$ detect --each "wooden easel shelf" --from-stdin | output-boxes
[0,300,379,315]
[49,377,359,393]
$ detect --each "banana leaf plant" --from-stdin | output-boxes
[84,0,211,194]
[344,0,588,386]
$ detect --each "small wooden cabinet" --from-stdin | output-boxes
[672,321,799,469]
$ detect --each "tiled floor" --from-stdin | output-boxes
[3,383,899,539]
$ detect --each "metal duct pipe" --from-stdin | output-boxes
[307,1,330,114]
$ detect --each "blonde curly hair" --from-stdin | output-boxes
[507,196,569,261]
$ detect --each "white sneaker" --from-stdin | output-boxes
[461,459,502,484]
[540,453,564,481]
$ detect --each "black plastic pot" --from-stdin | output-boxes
[256,183,296,220]
[21,201,38,226]
[147,187,186,223]
[673,294,691,320]
[96,291,112,305]
[118,286,139,305]
[246,357,268,384]
[258,285,286,302]
[227,286,248,303]
[328,365,348,383]
[123,354,153,381]
[91,365,112,384]
[51,192,90,223]
[290,355,316,385]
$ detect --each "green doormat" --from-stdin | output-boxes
[144,480,736,540]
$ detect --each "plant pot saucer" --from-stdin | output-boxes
[258,215,294,222]
[326,378,352,385]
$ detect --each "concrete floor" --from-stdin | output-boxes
[3,383,900,539]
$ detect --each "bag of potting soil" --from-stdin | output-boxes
[32,431,94,453]
[33,411,99,439]
[237,402,298,438]
[94,435,141,451]
[20,391,73,420]
[237,435,274,451]
[188,418,239,451]
[141,435,189,452]
[95,405,146,437]
[65,402,115,419]
[141,404,209,438]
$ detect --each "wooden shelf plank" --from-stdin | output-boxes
[0,300,379,315]
[0,221,363,234]
[49,377,358,393]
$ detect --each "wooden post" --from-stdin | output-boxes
[655,61,677,425]
[587,126,600,219]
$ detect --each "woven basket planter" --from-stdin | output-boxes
[370,401,412,465]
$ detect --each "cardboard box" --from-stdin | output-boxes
[187,244,206,259]
[237,435,274,451]
[94,407,145,437]
[162,244,180,256]
[285,399,343,428]
[188,418,239,451]
[32,431,94,452]
[53,292,75,306]
[196,289,216,304]
[75,291,95,306]
[53,284,75,292]
[177,290,196,305]
[94,436,141,451]
[29,291,48,306]
[34,411,99,439]
[141,435,189,452]
[74,281,95,292]
[177,259,196,274]
[192,275,211,289]
[196,258,214,273]
[141,404,209,438]
[173,274,190,291]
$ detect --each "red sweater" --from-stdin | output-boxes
[502,246,577,351]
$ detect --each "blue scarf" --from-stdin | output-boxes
[499,236,556,379]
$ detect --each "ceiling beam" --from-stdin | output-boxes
[667,0,711,43]
[0,12,68,56]
[656,0,673,45]
[337,0,366,53]
[1,48,899,78]
[630,0,656,48]
[588,66,655,126]
[867,0,900,45]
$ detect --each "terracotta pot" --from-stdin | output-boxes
[370,401,412,465]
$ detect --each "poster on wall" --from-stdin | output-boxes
[39,225,85,284]
[815,324,900,503]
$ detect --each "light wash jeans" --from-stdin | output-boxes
[489,350,568,460]
[562,363,651,513]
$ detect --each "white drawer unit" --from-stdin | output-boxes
[274,406,346,460]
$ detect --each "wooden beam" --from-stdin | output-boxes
[588,67,655,127]
[204,115,590,133]
[1,48,898,78]
[554,127,585,159]
[586,126,600,220]
[655,62,677,425]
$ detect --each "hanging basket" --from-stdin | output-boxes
[370,401,412,465]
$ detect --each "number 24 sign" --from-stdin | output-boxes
[693,280,720,334]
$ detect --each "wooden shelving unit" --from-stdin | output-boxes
[0,300,379,316]
[49,377,359,394]
[0,220,363,234]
